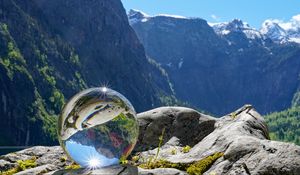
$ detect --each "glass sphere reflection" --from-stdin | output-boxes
[58,87,139,168]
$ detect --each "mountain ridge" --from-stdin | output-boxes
[128,9,300,44]
[129,9,300,115]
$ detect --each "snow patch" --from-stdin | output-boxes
[157,14,187,19]
[128,9,189,25]
[166,62,172,67]
[129,9,150,18]
[211,19,262,40]
[178,58,184,69]
[128,9,150,25]
[289,37,300,44]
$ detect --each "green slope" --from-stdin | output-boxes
[0,0,174,146]
[265,106,300,145]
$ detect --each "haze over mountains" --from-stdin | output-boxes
[129,9,300,115]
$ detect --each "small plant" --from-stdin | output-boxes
[65,162,81,170]
[0,157,37,175]
[0,168,18,175]
[139,158,188,170]
[139,128,166,168]
[131,155,140,162]
[60,156,68,162]
[17,157,37,171]
[145,156,154,168]
[119,155,128,165]
[139,152,224,175]
[154,128,165,161]
[230,112,237,119]
[171,148,177,155]
[182,145,191,153]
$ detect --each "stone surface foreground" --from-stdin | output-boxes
[1,106,300,174]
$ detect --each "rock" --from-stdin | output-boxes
[0,152,32,163]
[0,159,15,171]
[0,146,70,169]
[137,105,300,175]
[138,167,188,175]
[1,105,300,175]
[210,138,300,175]
[49,165,138,175]
[47,165,186,175]
[136,107,216,151]
[15,164,56,175]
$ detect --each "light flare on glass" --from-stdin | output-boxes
[58,87,139,168]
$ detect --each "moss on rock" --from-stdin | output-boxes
[64,163,80,170]
[186,152,224,175]
[138,152,224,175]
[0,157,37,175]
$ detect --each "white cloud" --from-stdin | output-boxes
[211,14,220,21]
[264,14,300,31]
[292,14,300,22]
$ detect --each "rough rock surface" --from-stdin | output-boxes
[1,105,300,175]
[135,107,216,151]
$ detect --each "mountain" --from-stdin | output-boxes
[0,0,174,146]
[129,9,300,116]
[260,20,289,43]
[211,19,264,41]
[260,15,300,44]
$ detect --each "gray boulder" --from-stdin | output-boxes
[137,105,300,175]
[136,107,216,151]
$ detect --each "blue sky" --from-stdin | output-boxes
[121,0,300,29]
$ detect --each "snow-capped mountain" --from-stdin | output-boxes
[128,9,188,25]
[128,9,300,115]
[210,16,300,44]
[128,9,300,44]
[209,19,263,40]
[260,15,300,44]
[260,20,288,43]
[128,9,150,24]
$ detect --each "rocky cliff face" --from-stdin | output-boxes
[1,106,299,175]
[0,0,173,146]
[129,10,300,115]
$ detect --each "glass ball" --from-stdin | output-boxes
[57,87,139,168]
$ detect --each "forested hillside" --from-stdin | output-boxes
[265,107,300,145]
[0,0,174,146]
